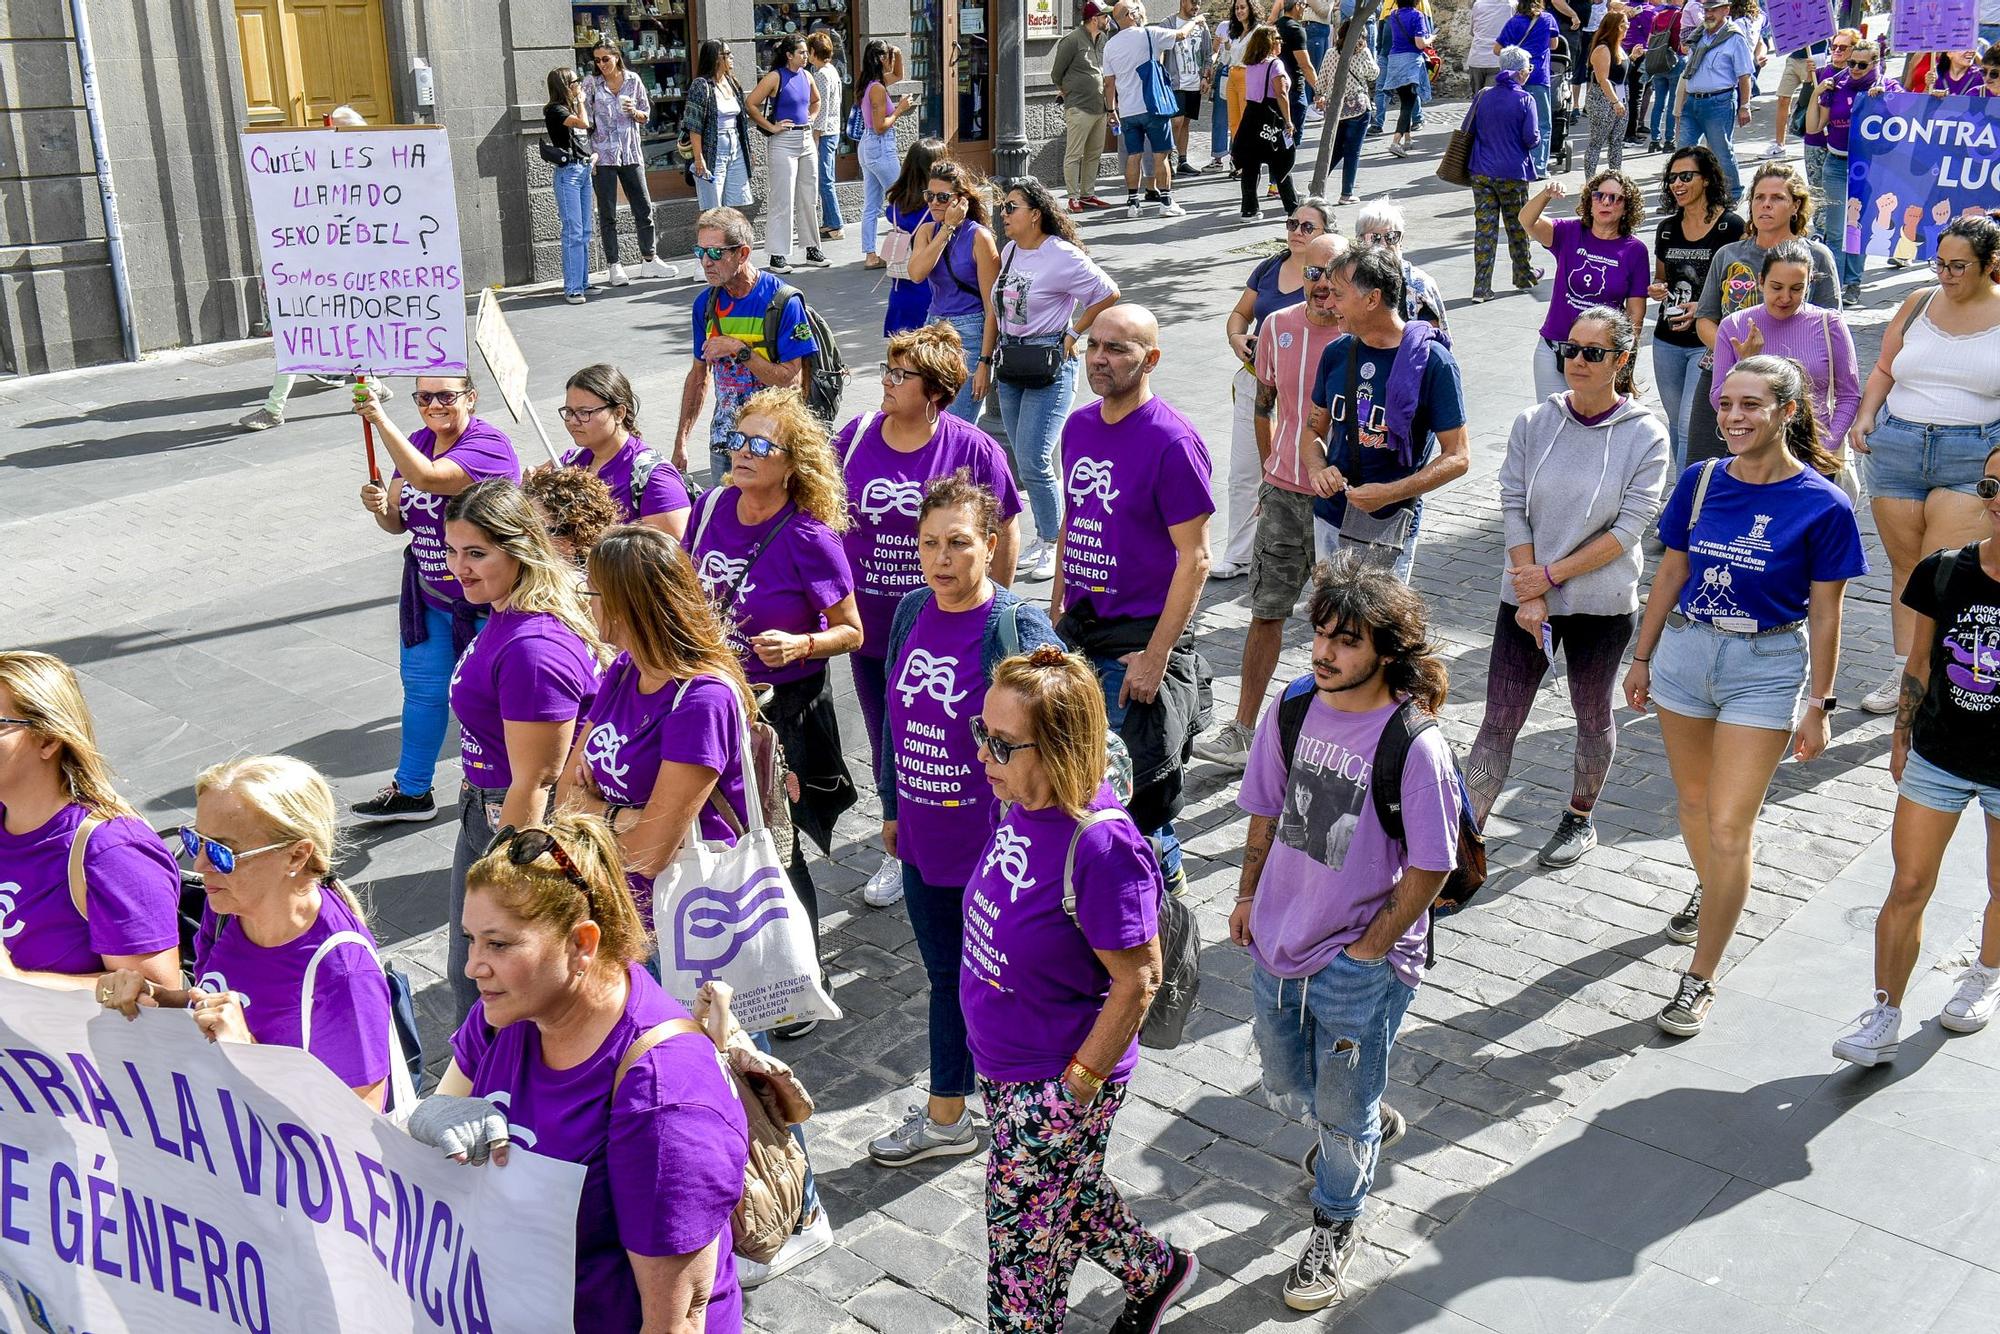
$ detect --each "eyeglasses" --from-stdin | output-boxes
[1977,477,2000,499]
[1361,229,1401,245]
[1665,170,1700,185]
[1591,190,1627,206]
[557,403,613,424]
[413,389,469,407]
[878,363,917,386]
[1303,264,1333,282]
[692,244,742,262]
[971,716,1037,765]
[1935,258,1979,276]
[485,825,591,897]
[178,827,290,875]
[1554,341,1617,363]
[724,432,790,458]
[924,190,959,204]
[1285,218,1321,234]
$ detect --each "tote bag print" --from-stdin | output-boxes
[653,684,841,1031]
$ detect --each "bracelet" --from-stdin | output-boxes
[1066,1056,1107,1088]
[1633,655,1652,664]
[1544,564,1563,589]
[804,632,816,661]
[1234,894,1257,904]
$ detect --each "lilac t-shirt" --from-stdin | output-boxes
[1539,218,1652,341]
[450,608,598,789]
[1057,396,1215,622]
[835,413,1023,657]
[395,417,522,605]
[192,885,391,1091]
[993,237,1117,338]
[560,435,693,526]
[1237,694,1461,989]
[960,785,1160,1084]
[887,597,994,885]
[687,491,855,685]
[0,804,180,974]
[451,963,748,1334]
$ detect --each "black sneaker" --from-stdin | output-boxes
[1174,158,1201,177]
[767,254,794,273]
[1283,1214,1357,1311]
[1665,885,1703,945]
[1110,1246,1200,1333]
[351,784,436,824]
[1538,811,1597,868]
[1657,972,1716,1037]
[1144,187,1164,204]
[1302,1103,1405,1176]
[800,247,832,268]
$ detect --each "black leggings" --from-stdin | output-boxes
[1394,85,1418,135]
[1233,129,1297,214]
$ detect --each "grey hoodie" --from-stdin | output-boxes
[1499,394,1669,616]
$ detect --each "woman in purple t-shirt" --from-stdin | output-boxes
[411,814,750,1333]
[355,375,522,825]
[442,480,605,1022]
[0,651,180,990]
[98,756,396,1110]
[960,646,1196,1329]
[555,363,692,536]
[906,159,1004,422]
[1522,171,1652,400]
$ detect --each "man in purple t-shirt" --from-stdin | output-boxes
[1051,303,1214,896]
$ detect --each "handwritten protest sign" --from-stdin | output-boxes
[473,290,563,466]
[0,979,581,1334]
[1764,0,1834,55]
[1891,0,1977,53]
[1846,92,2000,261]
[240,125,467,377]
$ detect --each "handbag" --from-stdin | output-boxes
[991,245,1068,388]
[1435,88,1486,187]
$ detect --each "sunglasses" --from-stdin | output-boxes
[878,363,917,386]
[1285,218,1321,234]
[1303,264,1334,282]
[0,716,35,731]
[1977,477,2000,500]
[1935,258,1979,276]
[999,200,1024,215]
[692,244,742,262]
[971,716,1037,765]
[1591,190,1627,206]
[594,55,615,64]
[1665,170,1700,185]
[924,190,959,204]
[1554,341,1617,363]
[1361,230,1401,245]
[1848,60,1875,70]
[413,389,469,407]
[557,403,612,424]
[486,825,591,896]
[178,827,290,875]
[724,432,790,458]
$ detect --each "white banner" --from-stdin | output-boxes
[0,979,581,1334]
[240,125,469,377]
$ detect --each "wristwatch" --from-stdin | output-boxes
[1808,695,1838,712]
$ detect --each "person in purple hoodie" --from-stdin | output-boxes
[962,645,1198,1332]
[1467,46,1543,303]
[97,756,396,1110]
[442,480,605,1022]
[555,363,693,536]
[355,375,522,826]
[0,651,180,991]
[410,813,750,1334]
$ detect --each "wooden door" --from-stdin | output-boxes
[234,0,293,125]
[232,0,395,127]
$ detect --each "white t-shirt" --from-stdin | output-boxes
[1171,19,1209,91]
[1104,24,1180,117]
[1469,0,1513,68]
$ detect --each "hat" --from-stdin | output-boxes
[1702,0,1731,8]
[1082,1,1108,17]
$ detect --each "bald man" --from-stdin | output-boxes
[1050,302,1214,895]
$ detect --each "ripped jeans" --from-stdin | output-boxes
[1251,951,1415,1221]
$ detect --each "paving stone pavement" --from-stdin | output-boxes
[0,82,1939,1333]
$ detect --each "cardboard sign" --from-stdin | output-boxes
[1891,0,1977,52]
[473,289,530,423]
[1764,0,1835,54]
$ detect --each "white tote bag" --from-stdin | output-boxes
[651,681,842,1033]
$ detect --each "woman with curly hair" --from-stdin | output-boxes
[1522,168,1651,400]
[522,466,621,570]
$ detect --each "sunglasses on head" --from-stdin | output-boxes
[971,716,1037,765]
[1285,218,1321,234]
[178,826,289,875]
[724,432,789,458]
[1665,170,1700,185]
[413,389,468,407]
[692,243,742,262]
[1554,341,1617,363]
[486,826,591,896]
[1978,477,2000,500]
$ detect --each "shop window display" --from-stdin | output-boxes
[572,2,697,195]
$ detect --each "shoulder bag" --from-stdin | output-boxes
[1436,88,1487,187]
[991,244,1067,388]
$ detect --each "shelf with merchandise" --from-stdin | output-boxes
[569,2,700,197]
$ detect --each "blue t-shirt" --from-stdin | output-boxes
[691,271,817,448]
[1496,13,1559,85]
[1247,252,1307,330]
[1657,460,1868,632]
[1388,7,1433,54]
[1308,333,1465,526]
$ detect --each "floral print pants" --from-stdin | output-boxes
[1470,176,1537,298]
[982,1077,1172,1331]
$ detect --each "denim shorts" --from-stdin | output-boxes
[1649,617,1808,732]
[1120,111,1174,153]
[1862,412,2000,503]
[1899,748,2000,820]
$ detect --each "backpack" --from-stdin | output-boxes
[702,281,847,424]
[1643,23,1678,77]
[1274,677,1489,960]
[627,446,702,516]
[1059,809,1201,1050]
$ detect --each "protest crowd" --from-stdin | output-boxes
[10,0,2000,1330]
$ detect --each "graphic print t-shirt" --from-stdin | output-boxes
[1657,461,1868,632]
[1903,546,2000,788]
[692,274,816,449]
[1653,211,1745,348]
[1309,334,1465,528]
[1056,396,1214,622]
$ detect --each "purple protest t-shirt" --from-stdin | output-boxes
[395,416,522,605]
[0,804,180,975]
[960,785,1160,1084]
[687,490,855,685]
[559,435,692,526]
[834,413,1023,657]
[1056,396,1214,622]
[450,608,598,789]
[192,884,392,1091]
[1538,218,1652,341]
[451,962,749,1334]
[887,597,994,885]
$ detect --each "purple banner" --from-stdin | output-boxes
[1765,0,1836,53]
[1845,93,2000,261]
[1891,0,1978,53]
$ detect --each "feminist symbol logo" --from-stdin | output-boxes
[983,826,1037,903]
[0,884,23,941]
[859,477,925,523]
[673,866,792,983]
[402,486,444,518]
[583,722,631,786]
[696,550,754,603]
[894,650,970,719]
[1067,457,1121,512]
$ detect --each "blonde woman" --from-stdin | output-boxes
[98,756,396,1111]
[0,651,180,990]
[442,479,607,1021]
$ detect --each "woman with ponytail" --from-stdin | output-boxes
[1625,354,1865,1039]
[1467,307,1669,871]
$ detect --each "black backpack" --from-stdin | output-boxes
[702,281,848,424]
[1275,675,1488,960]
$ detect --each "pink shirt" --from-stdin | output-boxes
[1256,305,1347,494]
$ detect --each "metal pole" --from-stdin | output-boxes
[1309,0,1385,200]
[995,0,1031,179]
[68,0,139,362]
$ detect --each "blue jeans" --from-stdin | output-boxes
[994,336,1075,542]
[1210,78,1231,156]
[1652,340,1707,475]
[850,651,889,773]
[553,161,592,296]
[1648,61,1683,142]
[1820,152,1863,287]
[396,601,481,796]
[942,310,987,423]
[1306,20,1331,70]
[1334,114,1369,197]
[1092,654,1183,880]
[860,131,900,255]
[1252,953,1416,1221]
[902,863,976,1097]
[815,133,844,231]
[695,130,752,210]
[1677,93,1741,201]
[1526,82,1553,176]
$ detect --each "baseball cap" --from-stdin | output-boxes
[1083,1,1108,17]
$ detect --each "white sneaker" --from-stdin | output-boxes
[607,262,631,287]
[1029,542,1059,583]
[1831,990,1903,1066]
[862,856,905,908]
[1192,719,1256,770]
[641,256,680,280]
[737,1209,833,1288]
[1940,962,2000,1033]
[1210,561,1244,579]
[1860,674,1901,715]
[1763,143,1787,160]
[1160,201,1187,218]
[1015,537,1048,575]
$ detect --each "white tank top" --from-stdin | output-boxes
[1886,301,2000,427]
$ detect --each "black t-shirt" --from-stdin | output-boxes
[1652,209,1745,347]
[1276,16,1308,86]
[544,101,589,162]
[1903,544,2000,788]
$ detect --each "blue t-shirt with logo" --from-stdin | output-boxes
[1308,333,1465,527]
[1657,460,1868,632]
